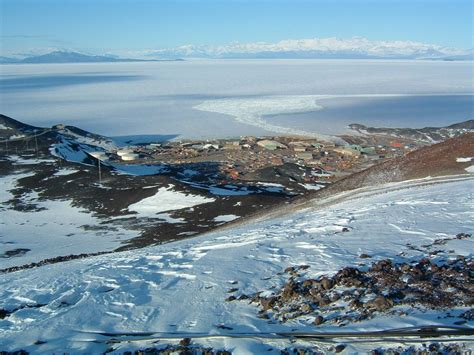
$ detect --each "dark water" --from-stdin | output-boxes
[0,74,144,92]
[268,95,474,134]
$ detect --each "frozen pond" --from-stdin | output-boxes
[0,59,472,138]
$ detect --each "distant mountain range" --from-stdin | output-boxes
[144,37,474,60]
[0,51,183,64]
[2,37,472,63]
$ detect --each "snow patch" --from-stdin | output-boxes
[299,183,325,191]
[256,182,285,188]
[213,214,240,223]
[8,134,25,140]
[53,168,80,176]
[7,155,56,165]
[127,185,215,217]
[456,157,473,163]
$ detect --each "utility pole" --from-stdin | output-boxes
[98,159,102,184]
[34,131,39,157]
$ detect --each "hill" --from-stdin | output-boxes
[323,132,473,193]
[0,51,183,64]
[0,114,41,132]
[349,120,474,143]
[218,132,473,227]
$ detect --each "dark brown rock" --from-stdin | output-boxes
[350,299,362,309]
[309,288,320,298]
[371,259,393,272]
[319,296,331,307]
[313,315,325,325]
[281,281,298,300]
[320,277,333,290]
[300,303,312,313]
[400,263,411,272]
[336,267,361,281]
[179,338,191,347]
[302,279,316,288]
[366,295,394,311]
[335,344,346,353]
[260,297,276,311]
[0,309,10,319]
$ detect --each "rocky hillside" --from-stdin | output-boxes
[0,114,41,135]
[349,120,474,143]
[0,114,116,163]
[226,133,473,225]
[320,132,473,195]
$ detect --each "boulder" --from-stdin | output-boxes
[320,277,333,290]
[366,295,394,311]
[260,297,276,311]
[313,315,325,325]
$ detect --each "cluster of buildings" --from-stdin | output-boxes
[89,148,140,162]
[96,135,420,184]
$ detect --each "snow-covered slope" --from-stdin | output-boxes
[0,169,140,269]
[0,175,472,353]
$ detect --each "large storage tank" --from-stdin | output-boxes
[120,153,139,161]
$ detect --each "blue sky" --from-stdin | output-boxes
[1,0,472,56]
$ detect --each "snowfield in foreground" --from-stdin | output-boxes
[0,176,473,353]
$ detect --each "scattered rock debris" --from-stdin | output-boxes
[118,347,232,355]
[0,251,111,274]
[369,342,470,354]
[243,234,473,325]
[284,342,471,355]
